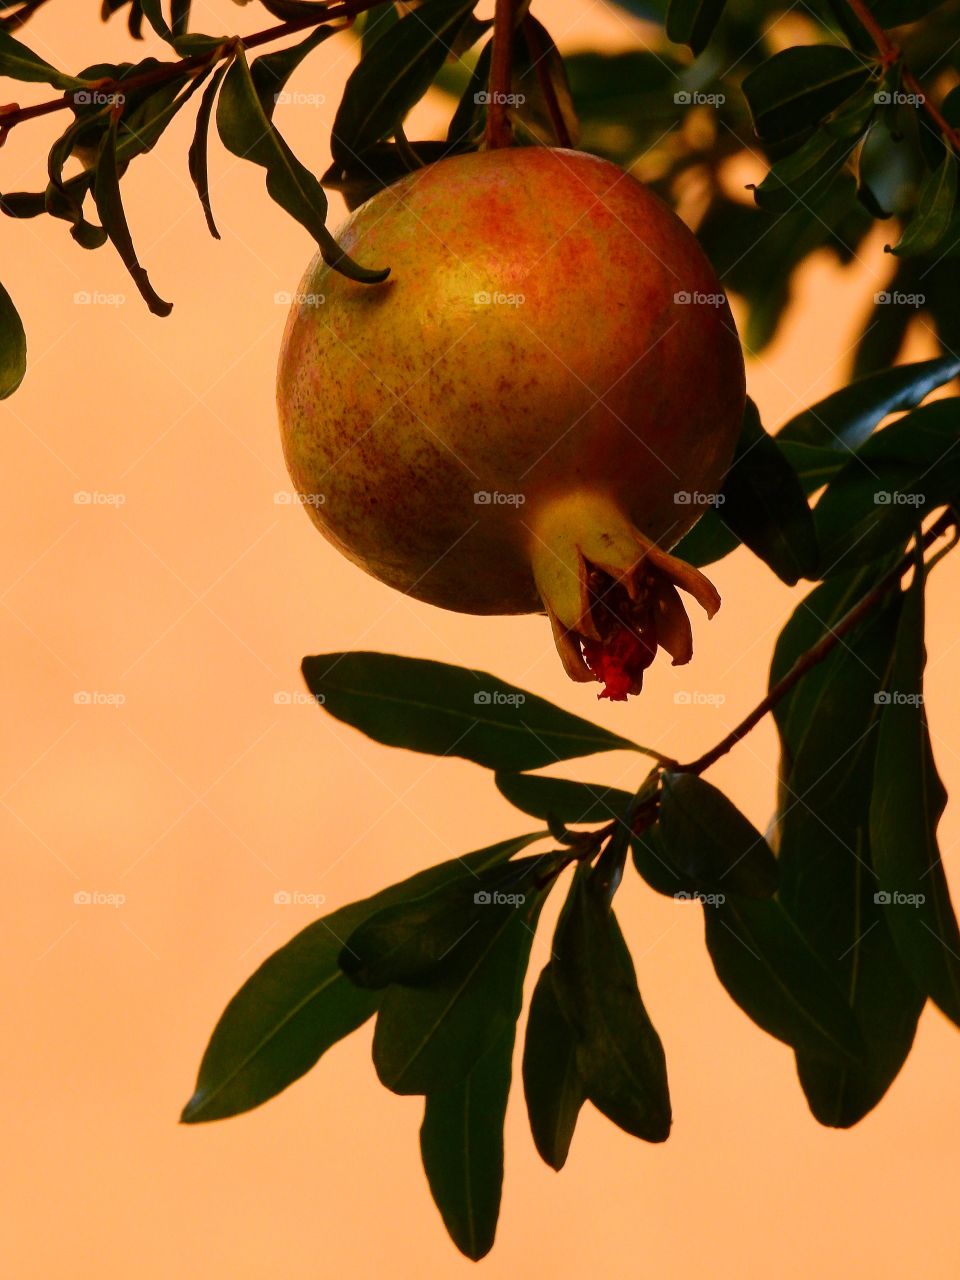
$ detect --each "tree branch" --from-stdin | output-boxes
[484,0,515,149]
[675,509,957,777]
[0,0,380,140]
[846,0,960,153]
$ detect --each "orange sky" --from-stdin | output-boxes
[2,3,960,1277]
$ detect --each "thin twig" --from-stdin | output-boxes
[484,0,515,149]
[675,510,956,777]
[846,0,960,152]
[0,0,380,138]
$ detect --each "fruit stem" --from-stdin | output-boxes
[485,0,516,149]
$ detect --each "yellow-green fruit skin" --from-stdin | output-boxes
[277,147,746,615]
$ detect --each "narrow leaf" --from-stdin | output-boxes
[421,1031,512,1260]
[181,833,540,1122]
[188,59,228,237]
[0,278,26,398]
[665,0,726,56]
[522,964,585,1170]
[495,772,633,824]
[0,28,86,88]
[891,152,958,258]
[871,554,960,1026]
[742,45,874,142]
[302,652,641,771]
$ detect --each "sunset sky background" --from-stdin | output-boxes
[2,2,960,1276]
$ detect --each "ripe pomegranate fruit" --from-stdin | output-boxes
[277,147,745,699]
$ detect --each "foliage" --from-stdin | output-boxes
[5,0,960,1261]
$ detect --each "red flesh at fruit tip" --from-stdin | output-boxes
[277,147,746,699]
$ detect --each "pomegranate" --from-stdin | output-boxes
[277,147,745,699]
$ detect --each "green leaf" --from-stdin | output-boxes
[752,88,876,214]
[665,0,725,56]
[0,28,86,88]
[332,0,477,166]
[216,47,388,284]
[92,113,173,316]
[321,138,458,211]
[0,280,26,398]
[522,963,585,1170]
[188,59,228,237]
[771,564,923,1126]
[742,45,875,143]
[495,772,633,825]
[656,772,778,899]
[813,399,960,575]
[871,555,960,1027]
[868,0,949,24]
[718,398,818,584]
[302,652,641,771]
[890,152,959,258]
[114,70,210,165]
[778,355,960,453]
[420,1031,512,1260]
[704,894,866,1062]
[181,833,540,1122]
[445,37,491,146]
[372,858,552,1094]
[551,871,671,1142]
[138,0,171,40]
[340,855,551,989]
[248,21,337,111]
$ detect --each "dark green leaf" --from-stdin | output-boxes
[446,37,491,146]
[495,772,633,824]
[302,652,641,770]
[718,397,818,584]
[656,772,778,899]
[372,858,552,1094]
[813,399,960,575]
[868,0,949,24]
[92,113,173,316]
[321,139,458,211]
[115,70,210,165]
[778,355,960,452]
[188,60,228,238]
[890,152,958,258]
[665,0,725,56]
[340,855,551,989]
[771,564,923,1126]
[138,0,171,40]
[522,963,585,1170]
[742,45,875,143]
[0,279,26,398]
[421,1030,512,1260]
[704,894,866,1062]
[332,0,476,165]
[0,28,86,88]
[248,21,337,111]
[217,47,388,283]
[871,555,960,1027]
[551,871,671,1142]
[181,833,540,1122]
